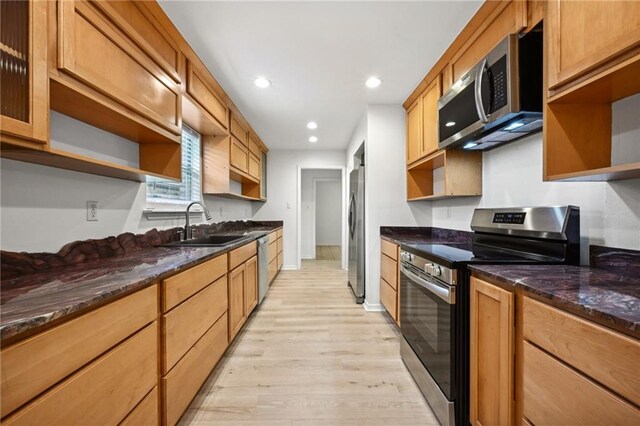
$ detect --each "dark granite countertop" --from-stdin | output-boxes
[469,263,640,339]
[380,226,472,246]
[0,221,282,345]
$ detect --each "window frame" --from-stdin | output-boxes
[145,124,203,210]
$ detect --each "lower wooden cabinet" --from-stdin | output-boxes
[268,229,284,285]
[162,313,228,426]
[379,239,400,325]
[470,274,640,426]
[228,264,247,342]
[227,243,258,342]
[469,277,514,426]
[245,255,258,314]
[0,285,158,422]
[3,322,158,425]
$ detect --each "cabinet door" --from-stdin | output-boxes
[421,77,441,157]
[230,137,249,173]
[186,61,228,129]
[248,152,261,180]
[228,265,246,341]
[245,256,258,315]
[0,0,48,146]
[57,0,181,136]
[547,0,640,90]
[230,114,248,145]
[470,277,514,426]
[406,97,422,165]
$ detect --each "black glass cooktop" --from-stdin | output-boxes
[401,242,551,268]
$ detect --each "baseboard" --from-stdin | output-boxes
[363,301,384,312]
[282,265,298,271]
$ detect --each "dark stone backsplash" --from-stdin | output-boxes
[590,245,640,275]
[1,220,283,280]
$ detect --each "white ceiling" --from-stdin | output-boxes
[159,1,482,150]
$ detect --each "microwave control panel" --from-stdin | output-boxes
[489,56,508,112]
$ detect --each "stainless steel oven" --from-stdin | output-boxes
[400,250,458,426]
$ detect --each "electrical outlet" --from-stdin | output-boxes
[446,207,452,219]
[219,206,223,216]
[286,202,292,210]
[87,201,98,221]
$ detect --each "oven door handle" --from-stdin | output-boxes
[401,265,455,305]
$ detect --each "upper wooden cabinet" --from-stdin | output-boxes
[546,0,640,91]
[421,77,441,158]
[55,0,181,140]
[406,97,422,165]
[0,0,48,148]
[186,60,228,130]
[230,114,248,145]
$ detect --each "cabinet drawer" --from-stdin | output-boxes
[230,137,249,173]
[249,136,261,156]
[380,278,397,321]
[380,253,398,290]
[269,241,278,262]
[380,239,398,261]
[57,0,180,135]
[163,276,228,374]
[229,241,257,271]
[268,231,277,244]
[121,386,158,426]
[277,252,283,270]
[186,61,228,128]
[248,153,261,180]
[230,115,248,145]
[4,323,158,426]
[277,237,283,254]
[162,254,227,312]
[162,313,228,426]
[276,228,283,239]
[523,341,640,425]
[523,297,640,405]
[0,285,157,417]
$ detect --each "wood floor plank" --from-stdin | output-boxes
[178,260,434,425]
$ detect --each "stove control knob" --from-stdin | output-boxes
[433,265,442,277]
[403,253,413,262]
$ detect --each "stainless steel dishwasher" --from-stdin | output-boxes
[257,235,270,304]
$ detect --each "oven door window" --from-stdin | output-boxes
[400,267,455,399]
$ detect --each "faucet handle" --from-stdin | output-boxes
[176,229,185,241]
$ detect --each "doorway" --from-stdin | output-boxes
[297,167,347,270]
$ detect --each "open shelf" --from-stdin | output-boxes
[1,147,180,182]
[544,51,640,182]
[210,192,264,202]
[407,149,482,201]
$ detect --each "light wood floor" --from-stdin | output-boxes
[315,245,341,261]
[179,260,437,425]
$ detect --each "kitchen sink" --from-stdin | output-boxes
[161,234,250,247]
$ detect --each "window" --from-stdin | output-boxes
[146,125,201,205]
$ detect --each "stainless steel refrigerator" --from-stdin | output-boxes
[348,165,365,303]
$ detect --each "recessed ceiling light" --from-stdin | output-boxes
[254,77,271,88]
[365,76,382,88]
[307,121,318,130]
[308,136,318,143]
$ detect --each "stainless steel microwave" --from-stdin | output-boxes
[438,28,543,151]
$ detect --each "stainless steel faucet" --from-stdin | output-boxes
[185,201,212,240]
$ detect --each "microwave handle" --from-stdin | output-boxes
[401,264,455,305]
[474,58,490,124]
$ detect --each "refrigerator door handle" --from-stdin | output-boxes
[348,193,356,238]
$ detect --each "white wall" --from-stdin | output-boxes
[300,169,342,258]
[316,179,342,246]
[429,95,640,264]
[252,150,346,268]
[0,113,253,253]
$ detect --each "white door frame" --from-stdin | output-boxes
[310,177,342,259]
[297,165,347,270]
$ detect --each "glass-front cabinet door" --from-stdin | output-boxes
[0,0,48,147]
